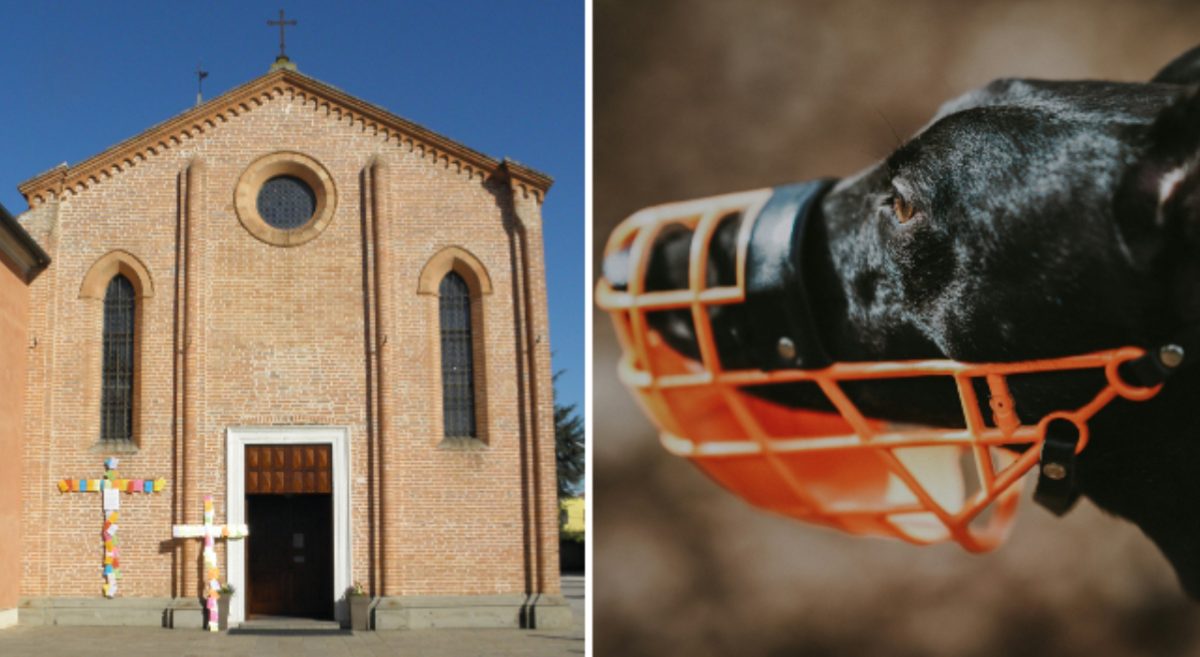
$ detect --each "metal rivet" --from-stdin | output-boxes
[1160,344,1185,369]
[1041,462,1067,481]
[777,337,796,361]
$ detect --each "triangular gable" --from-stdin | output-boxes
[17,69,552,207]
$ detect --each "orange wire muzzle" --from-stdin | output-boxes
[597,186,1163,552]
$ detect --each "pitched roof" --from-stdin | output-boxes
[0,201,50,281]
[18,68,553,206]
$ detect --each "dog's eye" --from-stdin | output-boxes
[892,193,917,224]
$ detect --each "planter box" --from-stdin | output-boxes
[217,596,231,631]
[349,596,371,631]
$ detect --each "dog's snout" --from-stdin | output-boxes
[600,181,835,372]
[645,225,695,292]
[604,217,742,293]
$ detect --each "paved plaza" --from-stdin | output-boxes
[0,576,586,657]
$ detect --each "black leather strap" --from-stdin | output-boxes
[1033,418,1083,516]
[741,179,837,371]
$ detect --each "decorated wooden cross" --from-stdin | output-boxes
[56,457,167,598]
[173,495,249,632]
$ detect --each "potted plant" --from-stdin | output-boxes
[346,582,370,631]
[217,583,235,631]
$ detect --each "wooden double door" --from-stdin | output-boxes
[245,444,334,619]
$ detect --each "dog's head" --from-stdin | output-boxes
[603,45,1200,597]
[819,71,1199,369]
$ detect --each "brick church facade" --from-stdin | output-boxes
[10,59,566,629]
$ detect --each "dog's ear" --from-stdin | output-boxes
[1114,87,1200,267]
[1153,44,1200,84]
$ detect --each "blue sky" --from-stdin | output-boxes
[0,1,585,414]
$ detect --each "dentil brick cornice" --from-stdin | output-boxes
[17,69,553,207]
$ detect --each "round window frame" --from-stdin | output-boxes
[234,151,337,246]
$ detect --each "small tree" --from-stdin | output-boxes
[554,370,585,499]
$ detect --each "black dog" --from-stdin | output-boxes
[606,45,1200,598]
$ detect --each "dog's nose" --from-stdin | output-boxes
[601,249,630,290]
[603,223,699,293]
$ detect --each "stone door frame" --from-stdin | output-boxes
[225,425,352,625]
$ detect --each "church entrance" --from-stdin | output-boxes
[243,444,334,620]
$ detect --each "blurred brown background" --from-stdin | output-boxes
[594,2,1200,656]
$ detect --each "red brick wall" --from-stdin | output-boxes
[0,252,29,611]
[19,80,559,600]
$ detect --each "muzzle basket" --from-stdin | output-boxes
[598,188,1161,552]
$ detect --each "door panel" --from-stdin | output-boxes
[245,444,332,494]
[246,493,334,618]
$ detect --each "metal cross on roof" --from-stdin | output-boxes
[196,62,209,106]
[267,9,297,59]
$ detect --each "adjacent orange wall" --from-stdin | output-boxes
[0,252,29,613]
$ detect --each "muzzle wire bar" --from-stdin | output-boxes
[599,187,1164,553]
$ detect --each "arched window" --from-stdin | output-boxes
[101,274,136,441]
[439,271,476,437]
